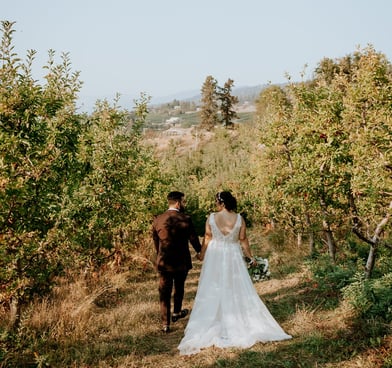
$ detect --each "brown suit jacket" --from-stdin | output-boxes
[152,209,202,272]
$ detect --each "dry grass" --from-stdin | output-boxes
[1,236,391,368]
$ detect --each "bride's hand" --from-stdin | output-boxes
[248,257,256,266]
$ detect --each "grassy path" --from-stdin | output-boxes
[5,244,390,367]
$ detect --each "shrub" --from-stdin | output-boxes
[307,255,357,293]
[342,272,392,323]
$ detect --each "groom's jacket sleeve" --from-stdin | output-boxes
[152,215,160,254]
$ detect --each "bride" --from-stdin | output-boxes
[178,191,292,355]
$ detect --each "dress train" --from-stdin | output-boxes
[178,213,291,355]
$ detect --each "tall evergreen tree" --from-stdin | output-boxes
[218,78,239,128]
[200,75,219,130]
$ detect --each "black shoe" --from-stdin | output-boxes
[172,309,189,323]
[161,325,171,334]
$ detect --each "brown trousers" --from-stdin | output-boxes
[158,270,188,326]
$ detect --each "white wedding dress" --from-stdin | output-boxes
[178,213,292,355]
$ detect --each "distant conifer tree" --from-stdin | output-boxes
[217,78,239,128]
[200,75,219,130]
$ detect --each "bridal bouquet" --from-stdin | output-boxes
[246,256,270,282]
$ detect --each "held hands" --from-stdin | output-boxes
[246,257,256,266]
[196,252,203,261]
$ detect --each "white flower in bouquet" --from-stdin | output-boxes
[246,256,271,282]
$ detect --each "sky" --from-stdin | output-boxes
[2,0,392,112]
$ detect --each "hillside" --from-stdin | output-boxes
[150,84,266,105]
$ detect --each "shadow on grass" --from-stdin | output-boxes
[7,326,181,367]
[203,328,381,368]
[254,280,341,326]
[4,322,389,368]
[43,333,173,367]
[126,267,158,284]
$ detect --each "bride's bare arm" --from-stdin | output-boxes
[239,217,254,262]
[200,218,212,260]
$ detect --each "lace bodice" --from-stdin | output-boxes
[209,213,241,243]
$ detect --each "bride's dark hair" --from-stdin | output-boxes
[216,191,237,211]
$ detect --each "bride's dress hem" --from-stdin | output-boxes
[178,333,292,356]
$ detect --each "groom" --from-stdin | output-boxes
[152,191,202,333]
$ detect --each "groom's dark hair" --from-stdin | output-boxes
[167,191,184,203]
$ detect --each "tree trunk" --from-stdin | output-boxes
[9,296,21,329]
[324,226,336,263]
[297,232,303,247]
[305,212,315,256]
[365,245,376,278]
[364,201,392,278]
[320,198,336,263]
